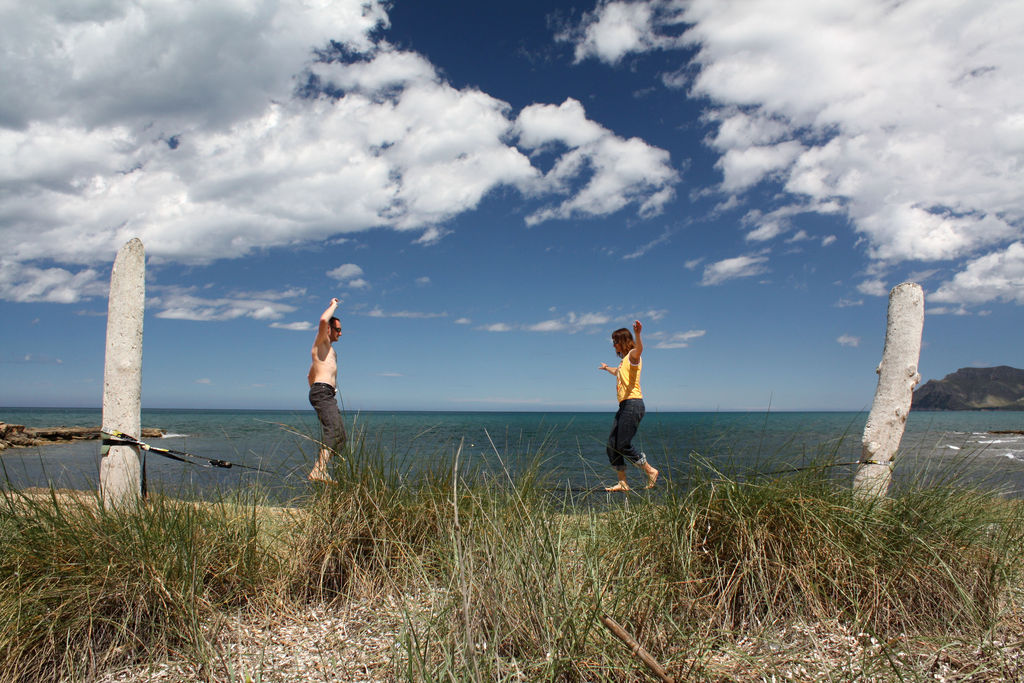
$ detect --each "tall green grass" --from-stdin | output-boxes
[0,488,281,682]
[1,428,1023,681]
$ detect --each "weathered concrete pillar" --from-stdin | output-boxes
[99,238,145,508]
[853,282,924,501]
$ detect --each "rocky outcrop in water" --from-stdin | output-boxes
[911,366,1024,411]
[0,424,165,452]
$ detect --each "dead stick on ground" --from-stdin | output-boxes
[600,615,674,683]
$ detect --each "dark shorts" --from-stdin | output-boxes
[309,382,347,453]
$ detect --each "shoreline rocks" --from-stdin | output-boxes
[0,423,165,452]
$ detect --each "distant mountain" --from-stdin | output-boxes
[912,366,1024,411]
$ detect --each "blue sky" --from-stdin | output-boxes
[2,0,1023,411]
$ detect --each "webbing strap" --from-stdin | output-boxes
[101,430,262,471]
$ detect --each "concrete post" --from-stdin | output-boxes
[853,282,924,501]
[99,238,145,508]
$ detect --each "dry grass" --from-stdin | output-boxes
[2,442,1024,681]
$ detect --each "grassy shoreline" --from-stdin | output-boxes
[2,439,1024,681]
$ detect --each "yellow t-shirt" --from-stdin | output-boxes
[616,354,643,403]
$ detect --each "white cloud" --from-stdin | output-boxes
[927,305,971,316]
[0,1,388,132]
[0,0,678,302]
[576,312,612,326]
[624,227,673,259]
[327,264,364,281]
[415,276,431,286]
[454,317,472,325]
[567,0,1024,307]
[931,242,1024,305]
[489,311,613,334]
[837,334,860,348]
[523,311,611,333]
[151,287,299,321]
[700,254,769,286]
[526,319,566,332]
[516,99,678,225]
[857,279,889,297]
[653,329,706,349]
[327,264,368,289]
[270,321,313,331]
[365,308,446,319]
[718,141,804,193]
[0,260,106,303]
[414,227,452,246]
[560,0,687,64]
[745,221,785,243]
[640,309,668,321]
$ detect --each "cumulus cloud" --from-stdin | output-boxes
[565,0,1024,307]
[327,263,369,290]
[837,334,861,348]
[0,260,106,303]
[930,242,1024,305]
[0,0,678,303]
[516,99,678,225]
[328,264,364,281]
[700,254,769,286]
[559,0,687,64]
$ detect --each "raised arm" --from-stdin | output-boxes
[316,298,340,343]
[598,362,617,375]
[629,320,643,364]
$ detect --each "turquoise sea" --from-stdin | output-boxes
[2,408,1024,502]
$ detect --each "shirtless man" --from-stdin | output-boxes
[307,298,347,482]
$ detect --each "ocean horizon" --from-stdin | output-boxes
[3,407,1024,501]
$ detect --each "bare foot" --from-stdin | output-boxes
[644,467,659,489]
[604,482,630,492]
[308,470,335,484]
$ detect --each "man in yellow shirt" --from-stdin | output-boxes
[598,319,659,491]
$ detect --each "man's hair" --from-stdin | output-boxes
[329,316,341,331]
[611,327,634,352]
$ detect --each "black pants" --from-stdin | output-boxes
[606,398,646,471]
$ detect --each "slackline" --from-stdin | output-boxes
[101,430,263,472]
